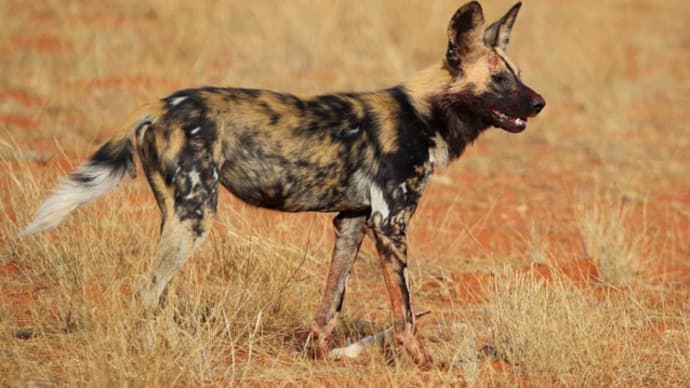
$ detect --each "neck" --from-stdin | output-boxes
[402,64,453,119]
[402,63,489,164]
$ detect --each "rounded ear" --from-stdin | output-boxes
[446,1,485,71]
[483,2,522,51]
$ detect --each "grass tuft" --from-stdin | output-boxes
[576,191,647,286]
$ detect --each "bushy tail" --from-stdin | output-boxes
[19,103,163,237]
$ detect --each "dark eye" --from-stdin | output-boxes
[491,73,508,84]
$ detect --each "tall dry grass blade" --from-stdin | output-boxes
[575,191,646,286]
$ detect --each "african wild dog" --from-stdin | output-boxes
[20,1,544,366]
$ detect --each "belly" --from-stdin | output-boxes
[219,154,368,213]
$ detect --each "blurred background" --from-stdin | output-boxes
[4,0,686,267]
[2,0,688,197]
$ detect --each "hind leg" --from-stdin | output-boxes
[137,213,214,311]
[136,162,219,312]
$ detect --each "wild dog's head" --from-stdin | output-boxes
[437,1,545,134]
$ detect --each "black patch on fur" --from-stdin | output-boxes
[446,1,483,70]
[429,87,490,159]
[291,94,361,141]
[375,87,433,206]
[445,41,461,73]
[72,139,137,184]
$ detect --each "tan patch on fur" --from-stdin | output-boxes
[159,124,186,164]
[495,48,520,76]
[347,96,368,123]
[148,171,175,214]
[203,90,287,133]
[404,64,453,118]
[265,94,302,128]
[202,92,229,115]
[364,94,400,154]
[450,51,492,94]
[286,136,342,166]
[127,102,165,148]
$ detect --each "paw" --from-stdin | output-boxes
[306,336,332,360]
[397,331,434,368]
[411,346,434,369]
[306,324,335,360]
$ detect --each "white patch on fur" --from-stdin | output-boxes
[183,169,202,199]
[399,182,408,195]
[19,164,126,237]
[136,123,150,146]
[369,184,389,220]
[351,170,372,205]
[189,126,201,135]
[352,170,391,219]
[328,310,431,360]
[170,96,188,106]
[429,134,449,168]
[188,169,200,188]
[329,328,392,360]
[401,267,414,323]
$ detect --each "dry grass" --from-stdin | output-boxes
[2,0,689,386]
[576,190,647,286]
[485,271,689,386]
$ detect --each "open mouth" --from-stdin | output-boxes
[491,109,527,132]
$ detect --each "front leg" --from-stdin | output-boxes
[370,212,432,367]
[310,211,367,357]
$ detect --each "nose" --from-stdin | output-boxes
[532,95,546,114]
